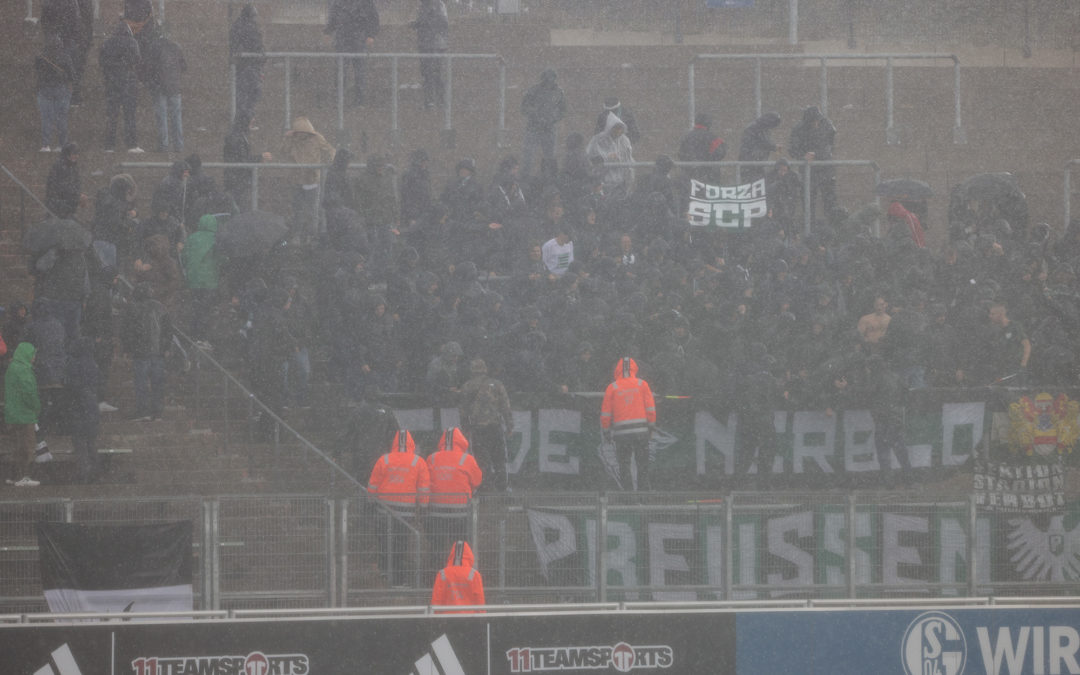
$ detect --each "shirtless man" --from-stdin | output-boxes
[857,296,891,346]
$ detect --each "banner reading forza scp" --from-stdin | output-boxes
[686,178,767,228]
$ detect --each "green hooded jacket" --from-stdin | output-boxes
[4,343,40,425]
[182,214,220,290]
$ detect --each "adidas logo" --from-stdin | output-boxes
[410,634,465,675]
[33,644,83,675]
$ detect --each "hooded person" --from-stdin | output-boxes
[282,116,335,240]
[586,112,635,201]
[520,68,567,177]
[368,429,429,586]
[431,540,484,612]
[788,105,838,222]
[426,426,482,572]
[600,357,656,491]
[738,111,781,181]
[594,96,640,145]
[5,343,42,486]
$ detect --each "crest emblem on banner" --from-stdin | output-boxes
[1006,515,1080,581]
[1007,393,1080,456]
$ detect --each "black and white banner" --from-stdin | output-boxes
[686,178,767,228]
[37,522,193,614]
[973,457,1067,512]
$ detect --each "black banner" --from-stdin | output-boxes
[1,611,736,675]
[383,388,1080,491]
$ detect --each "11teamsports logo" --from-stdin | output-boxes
[506,642,673,672]
[130,650,309,675]
[901,611,967,675]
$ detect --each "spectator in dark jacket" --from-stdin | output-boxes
[146,36,186,152]
[521,69,567,177]
[152,160,189,223]
[99,19,142,152]
[45,143,83,218]
[35,34,75,152]
[230,4,265,124]
[325,0,379,105]
[64,336,102,483]
[223,112,271,210]
[412,0,448,109]
[738,111,781,182]
[93,174,139,270]
[788,105,838,222]
[121,282,172,420]
[678,113,725,185]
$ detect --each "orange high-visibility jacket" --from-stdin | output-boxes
[600,357,656,437]
[427,427,482,507]
[367,430,430,507]
[431,540,485,612]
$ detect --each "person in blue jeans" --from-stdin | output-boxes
[35,34,75,152]
[146,35,186,152]
[121,283,171,421]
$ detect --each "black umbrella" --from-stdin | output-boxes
[949,172,1029,230]
[23,217,91,255]
[874,178,932,200]
[955,172,1024,202]
[215,211,289,258]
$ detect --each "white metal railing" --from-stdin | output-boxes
[689,53,966,145]
[233,52,507,148]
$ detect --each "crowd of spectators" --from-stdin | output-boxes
[8,0,1080,489]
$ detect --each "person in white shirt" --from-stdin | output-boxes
[541,227,574,278]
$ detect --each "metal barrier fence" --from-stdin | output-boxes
[234,52,507,148]
[118,161,377,213]
[1065,158,1080,229]
[690,53,966,145]
[2,492,1076,612]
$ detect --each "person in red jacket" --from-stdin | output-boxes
[600,357,656,491]
[427,427,482,573]
[431,539,484,613]
[368,430,429,585]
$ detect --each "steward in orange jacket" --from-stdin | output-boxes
[431,540,484,613]
[427,427,482,507]
[600,357,656,491]
[426,427,482,572]
[368,430,430,514]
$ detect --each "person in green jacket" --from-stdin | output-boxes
[5,343,41,487]
[181,213,219,347]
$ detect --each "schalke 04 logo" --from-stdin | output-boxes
[901,611,967,675]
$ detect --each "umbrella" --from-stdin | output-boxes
[955,172,1023,202]
[874,178,932,200]
[949,172,1029,229]
[23,217,91,255]
[215,211,288,258]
